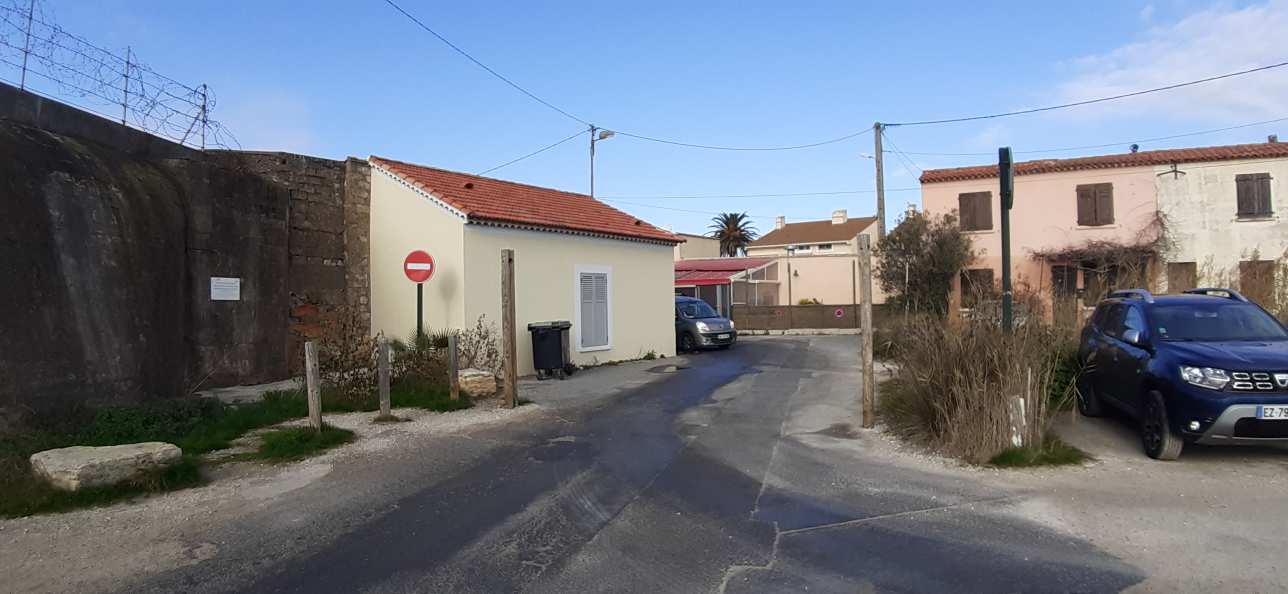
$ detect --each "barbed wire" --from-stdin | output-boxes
[0,0,238,149]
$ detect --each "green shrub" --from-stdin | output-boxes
[989,437,1089,467]
[251,425,354,461]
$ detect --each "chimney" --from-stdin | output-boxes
[775,216,786,230]
[831,209,848,225]
[1270,134,1279,143]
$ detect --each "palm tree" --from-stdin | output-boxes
[708,212,759,257]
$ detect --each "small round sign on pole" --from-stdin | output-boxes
[404,250,435,340]
[834,308,846,319]
[404,250,435,283]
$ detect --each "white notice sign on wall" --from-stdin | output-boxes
[211,277,241,301]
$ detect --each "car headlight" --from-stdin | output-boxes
[729,320,736,330]
[695,321,710,332]
[1180,366,1230,390]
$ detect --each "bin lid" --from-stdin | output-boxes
[527,320,572,330]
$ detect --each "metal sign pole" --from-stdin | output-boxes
[999,147,1015,333]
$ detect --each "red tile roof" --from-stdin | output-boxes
[674,257,774,286]
[920,142,1288,184]
[370,156,680,244]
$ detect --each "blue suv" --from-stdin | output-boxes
[1078,288,1288,460]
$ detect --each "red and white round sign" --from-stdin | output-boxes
[834,308,846,318]
[403,250,435,283]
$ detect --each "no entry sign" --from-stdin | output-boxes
[404,250,435,283]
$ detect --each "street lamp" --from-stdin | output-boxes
[590,125,614,198]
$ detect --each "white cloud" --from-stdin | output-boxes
[1139,3,1156,21]
[1056,0,1288,122]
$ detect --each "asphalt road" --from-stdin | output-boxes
[125,337,1142,593]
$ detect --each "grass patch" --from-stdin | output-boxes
[989,437,1090,468]
[0,454,202,518]
[250,425,355,461]
[1,380,461,518]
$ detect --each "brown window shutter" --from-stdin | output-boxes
[1076,186,1095,226]
[1236,174,1256,216]
[1095,184,1114,225]
[958,194,974,230]
[1256,174,1272,215]
[977,192,993,230]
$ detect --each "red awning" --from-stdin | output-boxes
[674,257,773,287]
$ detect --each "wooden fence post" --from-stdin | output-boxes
[501,249,518,409]
[304,341,322,431]
[377,336,391,418]
[448,333,460,401]
[858,235,875,429]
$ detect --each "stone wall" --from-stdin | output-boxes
[0,83,370,419]
[210,152,371,373]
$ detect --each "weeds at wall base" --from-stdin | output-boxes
[989,437,1090,468]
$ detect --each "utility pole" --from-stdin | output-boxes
[873,122,887,241]
[858,234,875,428]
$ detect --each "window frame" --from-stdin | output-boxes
[574,265,613,353]
[1235,173,1273,219]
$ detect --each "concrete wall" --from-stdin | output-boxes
[921,167,1159,296]
[368,165,467,340]
[674,233,721,260]
[464,226,676,375]
[1155,158,1288,290]
[780,255,859,305]
[0,83,369,418]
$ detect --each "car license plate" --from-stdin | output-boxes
[717,333,730,340]
[1257,405,1288,419]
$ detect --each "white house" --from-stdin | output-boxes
[368,156,681,375]
[1154,141,1288,304]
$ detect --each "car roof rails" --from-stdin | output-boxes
[1108,289,1155,303]
[1182,288,1250,303]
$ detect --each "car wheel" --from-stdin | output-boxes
[680,333,696,353]
[1076,376,1104,417]
[1141,391,1183,461]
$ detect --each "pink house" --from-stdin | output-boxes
[920,152,1160,323]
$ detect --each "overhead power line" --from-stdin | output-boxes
[890,116,1288,157]
[381,0,871,152]
[613,128,871,152]
[887,61,1288,127]
[602,198,788,220]
[599,187,920,200]
[477,128,586,175]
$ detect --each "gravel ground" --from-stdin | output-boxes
[0,398,542,594]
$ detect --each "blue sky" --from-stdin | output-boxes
[20,0,1288,235]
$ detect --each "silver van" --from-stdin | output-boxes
[675,296,736,351]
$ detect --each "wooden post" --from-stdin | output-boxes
[858,235,875,429]
[448,333,460,401]
[501,249,518,409]
[304,341,322,431]
[377,336,391,418]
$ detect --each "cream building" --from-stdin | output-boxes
[673,232,721,260]
[368,157,681,375]
[745,210,883,305]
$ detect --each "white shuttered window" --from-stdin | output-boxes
[577,269,610,350]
